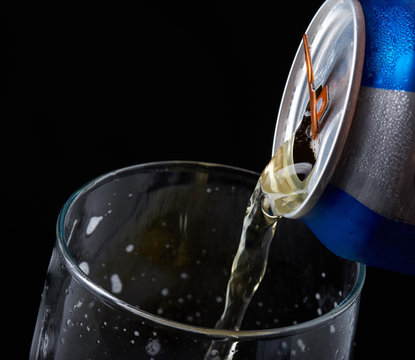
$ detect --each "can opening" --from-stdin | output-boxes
[292,84,329,181]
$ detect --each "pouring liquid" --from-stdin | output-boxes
[205,135,314,359]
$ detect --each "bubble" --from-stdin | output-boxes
[206,188,212,193]
[128,193,133,198]
[317,307,322,316]
[321,272,326,278]
[86,216,103,235]
[215,296,223,303]
[110,274,122,294]
[134,331,140,336]
[330,324,336,334]
[315,292,321,300]
[145,338,161,356]
[125,244,134,253]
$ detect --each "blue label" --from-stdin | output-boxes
[360,0,415,92]
[302,184,415,275]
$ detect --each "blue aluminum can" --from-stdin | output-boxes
[301,0,415,275]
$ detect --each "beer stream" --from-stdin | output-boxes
[205,34,323,359]
[205,137,314,360]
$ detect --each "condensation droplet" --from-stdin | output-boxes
[86,216,103,235]
[180,272,189,279]
[297,338,306,352]
[210,349,218,357]
[145,338,161,356]
[79,261,90,275]
[110,273,122,294]
[125,244,134,253]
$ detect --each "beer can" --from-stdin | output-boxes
[272,0,415,274]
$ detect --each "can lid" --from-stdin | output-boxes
[272,0,365,218]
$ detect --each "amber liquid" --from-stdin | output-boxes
[205,137,313,359]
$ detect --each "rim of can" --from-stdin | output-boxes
[272,0,365,219]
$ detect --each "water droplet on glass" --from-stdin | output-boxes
[86,216,103,236]
[145,338,161,356]
[79,261,90,275]
[110,273,123,294]
[180,272,189,279]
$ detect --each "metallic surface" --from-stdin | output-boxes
[272,0,365,218]
[332,87,415,224]
[300,0,415,274]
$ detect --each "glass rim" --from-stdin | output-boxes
[56,160,366,340]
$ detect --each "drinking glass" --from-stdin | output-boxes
[30,161,365,359]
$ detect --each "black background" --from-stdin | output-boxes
[4,1,414,358]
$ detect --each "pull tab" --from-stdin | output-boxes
[303,34,329,139]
